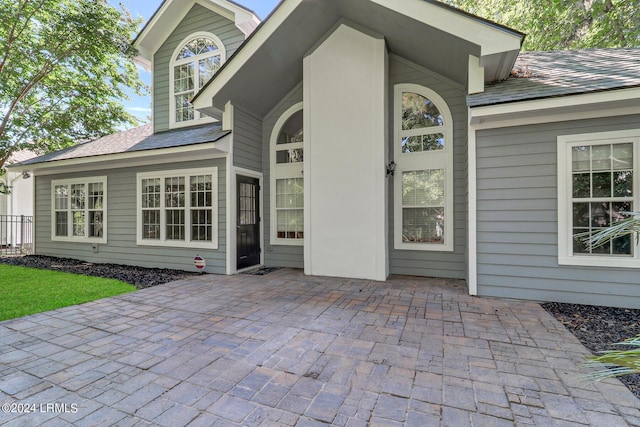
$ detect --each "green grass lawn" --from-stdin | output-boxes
[0,264,136,321]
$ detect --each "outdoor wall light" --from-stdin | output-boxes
[22,171,31,179]
[386,161,396,177]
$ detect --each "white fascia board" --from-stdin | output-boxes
[193,0,303,112]
[133,0,192,60]
[12,138,230,176]
[470,87,640,129]
[468,55,484,95]
[369,0,522,56]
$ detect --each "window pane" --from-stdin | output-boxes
[166,210,185,240]
[275,178,303,209]
[165,177,185,208]
[176,37,218,60]
[89,211,103,238]
[402,207,444,244]
[276,209,303,239]
[199,55,221,88]
[55,185,68,210]
[55,212,67,237]
[142,178,161,208]
[277,110,303,144]
[191,209,212,241]
[401,92,442,130]
[71,184,85,209]
[72,211,85,237]
[143,210,160,239]
[572,201,633,256]
[174,63,194,92]
[572,173,590,198]
[402,170,444,206]
[276,149,304,163]
[612,143,633,170]
[572,146,590,172]
[591,144,611,171]
[88,182,103,209]
[401,134,444,153]
[614,170,633,197]
[175,92,194,123]
[592,172,611,197]
[572,203,589,227]
[190,175,213,207]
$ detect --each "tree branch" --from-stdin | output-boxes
[0,0,48,72]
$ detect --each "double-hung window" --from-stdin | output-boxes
[270,103,304,245]
[393,84,454,251]
[137,168,218,248]
[170,32,225,128]
[52,177,107,243]
[558,130,640,267]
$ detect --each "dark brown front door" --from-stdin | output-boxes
[237,175,260,269]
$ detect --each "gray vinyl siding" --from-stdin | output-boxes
[476,114,640,308]
[153,4,246,132]
[262,84,304,268]
[34,158,227,273]
[388,55,468,279]
[233,107,262,171]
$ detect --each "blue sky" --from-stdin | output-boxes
[110,0,281,123]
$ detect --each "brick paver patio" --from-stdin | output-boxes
[0,269,638,426]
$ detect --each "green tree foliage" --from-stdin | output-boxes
[443,0,640,51]
[0,0,146,180]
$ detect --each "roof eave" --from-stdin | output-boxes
[469,86,640,126]
[9,135,231,175]
[133,0,260,62]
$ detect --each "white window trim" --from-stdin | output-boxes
[136,168,218,249]
[51,176,107,244]
[393,84,454,251]
[169,32,225,129]
[270,102,304,246]
[558,129,640,268]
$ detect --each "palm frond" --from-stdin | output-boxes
[580,335,640,383]
[586,212,640,249]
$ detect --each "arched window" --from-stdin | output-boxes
[270,103,304,245]
[170,33,226,127]
[394,84,453,251]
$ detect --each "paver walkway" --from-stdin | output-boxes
[0,269,638,426]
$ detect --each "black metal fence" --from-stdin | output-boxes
[0,215,33,255]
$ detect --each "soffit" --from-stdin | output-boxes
[194,0,522,119]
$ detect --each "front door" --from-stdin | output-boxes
[237,175,260,269]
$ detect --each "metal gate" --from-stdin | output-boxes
[0,215,33,255]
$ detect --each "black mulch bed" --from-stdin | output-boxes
[542,302,640,399]
[2,255,639,399]
[0,255,200,289]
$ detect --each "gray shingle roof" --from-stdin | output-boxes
[18,123,230,166]
[468,48,640,107]
[7,149,38,165]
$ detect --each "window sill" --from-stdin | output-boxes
[137,239,219,250]
[394,241,453,252]
[52,236,107,245]
[270,239,304,246]
[559,255,640,269]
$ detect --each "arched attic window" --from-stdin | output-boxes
[170,32,226,127]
